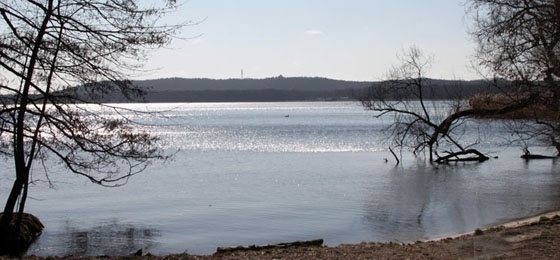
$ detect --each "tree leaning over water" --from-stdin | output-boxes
[0,0,183,253]
[360,46,491,163]
[362,1,560,162]
[468,0,560,155]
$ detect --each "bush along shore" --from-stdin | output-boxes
[0,213,43,257]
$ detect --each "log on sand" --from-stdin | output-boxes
[215,239,324,254]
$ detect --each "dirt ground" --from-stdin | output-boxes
[6,212,560,260]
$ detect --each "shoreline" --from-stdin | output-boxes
[426,209,560,242]
[496,210,560,228]
[203,212,560,259]
[8,210,560,259]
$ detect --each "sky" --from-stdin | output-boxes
[140,0,477,81]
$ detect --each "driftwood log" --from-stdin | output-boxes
[520,147,558,160]
[521,154,558,159]
[215,239,324,254]
[434,149,490,163]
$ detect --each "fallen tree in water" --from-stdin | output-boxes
[360,47,537,164]
[521,154,558,159]
[435,149,490,163]
[520,147,558,160]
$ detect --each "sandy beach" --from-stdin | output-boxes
[5,211,558,260]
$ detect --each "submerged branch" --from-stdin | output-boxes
[434,149,490,163]
[389,147,400,165]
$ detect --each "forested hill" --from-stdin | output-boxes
[134,76,369,92]
[68,76,496,103]
[131,76,371,102]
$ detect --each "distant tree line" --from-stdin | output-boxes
[47,77,502,103]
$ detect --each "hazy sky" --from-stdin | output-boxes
[141,0,476,81]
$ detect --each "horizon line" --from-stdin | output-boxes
[133,75,486,82]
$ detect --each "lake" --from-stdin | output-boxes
[1,101,559,256]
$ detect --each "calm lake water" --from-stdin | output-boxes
[1,101,559,256]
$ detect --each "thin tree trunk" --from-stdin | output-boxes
[16,178,29,228]
[1,0,54,232]
[429,144,433,162]
[0,179,24,228]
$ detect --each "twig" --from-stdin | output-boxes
[389,147,400,165]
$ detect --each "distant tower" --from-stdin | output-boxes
[241,69,244,79]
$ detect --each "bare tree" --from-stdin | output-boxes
[468,0,560,156]
[0,0,184,254]
[361,46,490,163]
[362,2,560,162]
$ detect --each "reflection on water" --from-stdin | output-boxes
[7,102,560,256]
[22,150,560,256]
[28,220,160,256]
[364,161,436,242]
[362,157,560,243]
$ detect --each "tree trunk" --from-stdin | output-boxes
[1,0,53,234]
[0,179,24,229]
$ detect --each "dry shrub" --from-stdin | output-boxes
[469,93,550,119]
[0,213,44,256]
